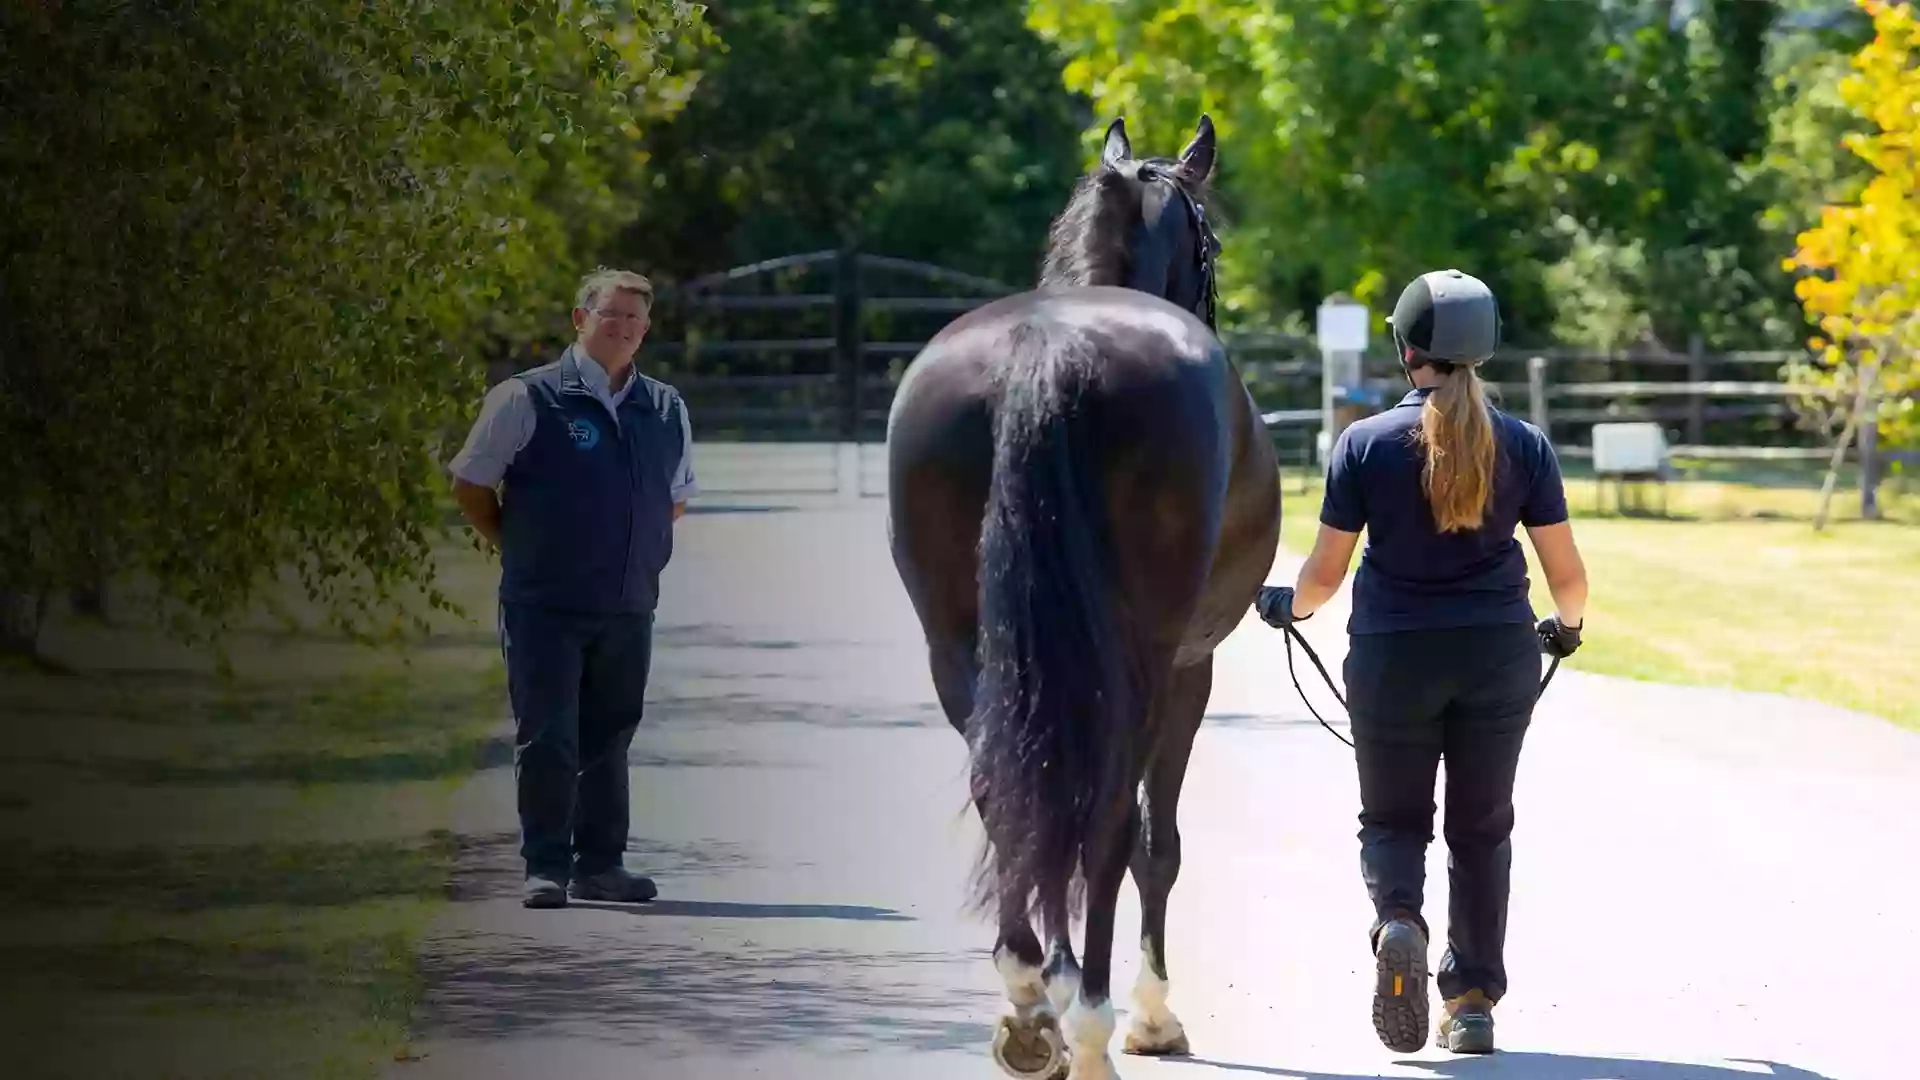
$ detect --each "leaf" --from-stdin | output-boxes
[0,0,716,649]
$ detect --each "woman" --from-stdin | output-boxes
[1254,269,1588,1056]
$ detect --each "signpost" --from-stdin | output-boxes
[1315,294,1371,468]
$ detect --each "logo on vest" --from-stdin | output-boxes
[565,417,601,451]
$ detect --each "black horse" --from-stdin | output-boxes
[885,116,1282,1079]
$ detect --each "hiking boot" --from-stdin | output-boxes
[1370,914,1430,1053]
[1437,989,1496,1054]
[569,866,658,903]
[522,874,568,909]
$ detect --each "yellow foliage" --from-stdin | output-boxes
[1784,0,1920,452]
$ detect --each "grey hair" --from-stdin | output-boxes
[575,266,655,313]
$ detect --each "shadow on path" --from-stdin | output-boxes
[1173,1052,1843,1079]
[443,831,759,903]
[640,692,946,730]
[419,937,995,1056]
[569,899,913,922]
[684,504,800,516]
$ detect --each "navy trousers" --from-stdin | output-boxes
[499,601,654,881]
[1342,621,1540,1004]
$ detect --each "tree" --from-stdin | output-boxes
[1755,0,1879,293]
[1782,0,1920,530]
[1026,0,1618,337]
[622,0,1093,288]
[1024,0,1799,351]
[0,0,715,660]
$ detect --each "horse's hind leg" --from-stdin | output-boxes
[1060,795,1140,1080]
[991,896,1070,1080]
[1123,657,1211,1057]
[946,636,1068,1080]
[1040,886,1082,1017]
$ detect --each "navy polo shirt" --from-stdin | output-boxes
[1320,387,1569,635]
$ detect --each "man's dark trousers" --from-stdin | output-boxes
[501,601,653,883]
[1341,621,1539,1003]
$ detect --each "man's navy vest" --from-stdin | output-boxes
[497,352,686,615]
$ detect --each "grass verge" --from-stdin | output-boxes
[0,546,506,1079]
[1276,455,1920,730]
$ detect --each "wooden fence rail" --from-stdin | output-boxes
[1237,335,1909,466]
[487,243,1900,481]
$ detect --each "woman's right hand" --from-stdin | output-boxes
[1536,615,1582,657]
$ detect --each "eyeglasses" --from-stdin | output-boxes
[588,308,648,324]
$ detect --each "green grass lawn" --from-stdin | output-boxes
[0,545,507,1079]
[1275,456,1920,731]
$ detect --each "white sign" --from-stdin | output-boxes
[1316,301,1370,353]
[1591,422,1668,475]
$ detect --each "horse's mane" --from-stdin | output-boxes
[1038,167,1143,289]
[1038,160,1211,290]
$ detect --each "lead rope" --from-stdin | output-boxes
[1282,622,1562,750]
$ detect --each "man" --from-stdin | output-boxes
[449,267,698,909]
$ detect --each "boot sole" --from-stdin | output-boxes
[1371,924,1429,1053]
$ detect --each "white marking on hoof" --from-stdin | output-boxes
[1063,996,1116,1080]
[1122,958,1189,1055]
[1045,962,1081,1019]
[995,946,1049,1015]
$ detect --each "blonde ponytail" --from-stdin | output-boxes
[1416,367,1496,532]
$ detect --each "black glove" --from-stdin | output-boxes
[1536,615,1582,658]
[1255,586,1308,629]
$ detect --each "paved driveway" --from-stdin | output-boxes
[391,497,1919,1080]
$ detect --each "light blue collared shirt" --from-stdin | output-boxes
[448,344,699,502]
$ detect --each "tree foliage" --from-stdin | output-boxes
[0,0,714,653]
[1024,0,1812,350]
[1753,1,1879,302]
[620,0,1093,288]
[1782,0,1920,527]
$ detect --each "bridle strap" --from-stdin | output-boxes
[1191,194,1219,332]
[1150,172,1219,333]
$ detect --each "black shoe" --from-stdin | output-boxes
[569,866,658,903]
[522,874,568,909]
[1437,989,1496,1054]
[1371,915,1430,1053]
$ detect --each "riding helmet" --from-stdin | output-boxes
[1385,269,1501,367]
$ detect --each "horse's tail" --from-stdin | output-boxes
[967,320,1140,925]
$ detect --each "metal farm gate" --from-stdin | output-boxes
[641,248,1018,497]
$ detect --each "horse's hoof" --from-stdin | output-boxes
[1122,1023,1191,1057]
[992,1011,1068,1079]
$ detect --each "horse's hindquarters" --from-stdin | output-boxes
[888,290,1269,667]
[885,350,997,732]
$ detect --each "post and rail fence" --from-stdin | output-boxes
[483,250,1906,503]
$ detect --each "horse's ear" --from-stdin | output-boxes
[1177,114,1217,183]
[1102,118,1132,169]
